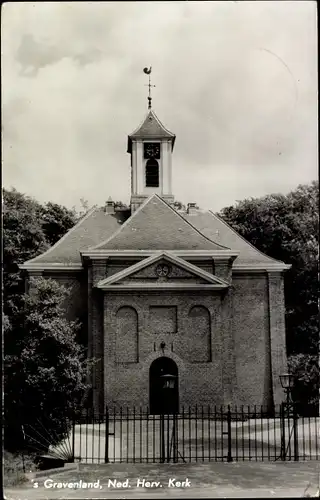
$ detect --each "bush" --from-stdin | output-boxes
[3,450,38,487]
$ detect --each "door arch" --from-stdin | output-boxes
[149,357,179,415]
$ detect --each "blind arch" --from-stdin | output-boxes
[188,306,212,363]
[115,306,138,363]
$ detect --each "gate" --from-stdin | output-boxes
[68,405,319,463]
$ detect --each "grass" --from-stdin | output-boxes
[3,450,38,487]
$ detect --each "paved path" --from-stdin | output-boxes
[4,461,320,499]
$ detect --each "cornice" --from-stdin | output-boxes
[81,249,239,259]
[99,284,228,291]
[232,264,291,272]
[19,263,83,272]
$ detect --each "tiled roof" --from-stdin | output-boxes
[21,197,285,268]
[182,210,284,266]
[91,195,229,251]
[23,207,129,265]
[127,110,175,153]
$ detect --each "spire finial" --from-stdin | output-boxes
[143,66,155,109]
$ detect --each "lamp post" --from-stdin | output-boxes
[160,373,178,462]
[279,372,298,461]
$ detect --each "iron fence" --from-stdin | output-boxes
[61,405,319,464]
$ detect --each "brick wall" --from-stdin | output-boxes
[30,261,287,414]
[103,290,226,409]
[267,272,288,406]
[232,274,274,408]
[101,272,286,412]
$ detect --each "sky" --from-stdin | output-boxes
[2,1,318,212]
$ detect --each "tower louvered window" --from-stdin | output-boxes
[146,159,159,187]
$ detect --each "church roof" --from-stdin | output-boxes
[127,109,175,153]
[20,197,288,270]
[182,210,283,266]
[21,207,128,266]
[91,195,229,251]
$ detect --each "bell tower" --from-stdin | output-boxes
[127,69,176,212]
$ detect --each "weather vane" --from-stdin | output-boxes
[143,66,155,109]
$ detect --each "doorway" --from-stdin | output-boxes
[149,357,179,414]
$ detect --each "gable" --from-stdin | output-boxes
[97,252,229,290]
[121,259,209,284]
[91,195,231,252]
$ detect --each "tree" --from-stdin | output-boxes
[4,278,89,453]
[3,188,48,318]
[40,202,77,246]
[2,189,88,452]
[219,181,319,410]
[288,354,319,415]
[220,181,319,355]
[3,188,78,319]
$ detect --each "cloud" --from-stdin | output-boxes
[2,1,317,212]
[15,34,103,76]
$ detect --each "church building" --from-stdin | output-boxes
[21,89,290,414]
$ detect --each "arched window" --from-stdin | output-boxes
[145,159,159,187]
[188,306,212,363]
[115,306,138,363]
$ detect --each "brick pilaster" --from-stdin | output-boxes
[268,272,288,407]
[214,258,233,283]
[88,260,106,413]
[220,286,237,404]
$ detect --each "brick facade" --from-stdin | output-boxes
[21,196,289,414]
[99,270,282,412]
[36,263,287,413]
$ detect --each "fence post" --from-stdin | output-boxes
[104,406,109,464]
[160,413,165,463]
[280,403,286,460]
[71,410,75,463]
[293,403,299,461]
[227,405,233,462]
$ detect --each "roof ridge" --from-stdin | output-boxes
[156,196,230,250]
[91,194,230,251]
[24,206,98,264]
[90,195,152,250]
[209,210,284,264]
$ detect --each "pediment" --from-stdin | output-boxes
[97,252,229,290]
